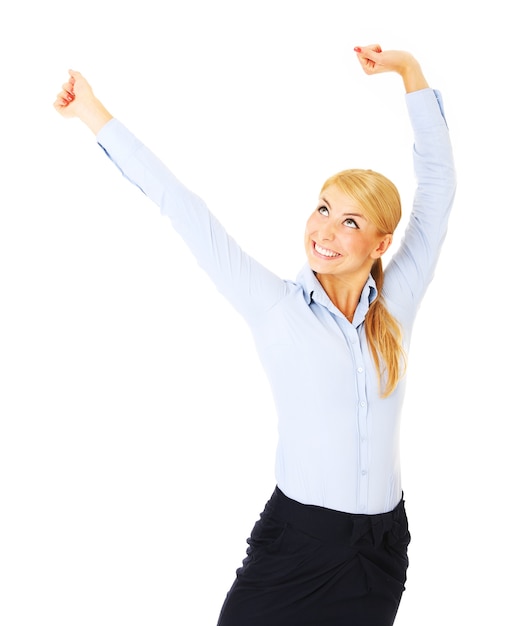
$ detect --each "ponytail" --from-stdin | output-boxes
[366,259,406,397]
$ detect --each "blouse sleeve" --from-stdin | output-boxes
[96,120,288,321]
[384,88,457,325]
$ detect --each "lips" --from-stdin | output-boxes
[313,242,341,258]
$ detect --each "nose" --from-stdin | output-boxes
[319,221,336,241]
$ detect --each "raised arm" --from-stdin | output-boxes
[53,71,288,323]
[353,45,456,325]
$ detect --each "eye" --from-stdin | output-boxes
[343,217,359,229]
[318,206,329,217]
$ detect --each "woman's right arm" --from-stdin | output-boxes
[54,72,288,321]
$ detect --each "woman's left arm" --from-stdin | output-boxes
[385,87,457,316]
[355,45,457,316]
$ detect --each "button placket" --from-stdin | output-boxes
[351,330,369,512]
[331,313,370,512]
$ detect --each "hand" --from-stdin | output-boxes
[53,72,76,118]
[353,44,429,93]
[53,70,113,134]
[53,70,94,118]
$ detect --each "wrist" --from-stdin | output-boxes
[77,97,113,135]
[400,57,429,93]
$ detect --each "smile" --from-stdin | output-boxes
[313,242,341,258]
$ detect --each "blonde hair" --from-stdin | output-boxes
[321,169,406,397]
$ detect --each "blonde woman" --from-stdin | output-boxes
[54,44,456,625]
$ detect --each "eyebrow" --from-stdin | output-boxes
[321,196,333,210]
[320,196,365,219]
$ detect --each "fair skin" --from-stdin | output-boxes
[304,187,393,321]
[54,44,428,321]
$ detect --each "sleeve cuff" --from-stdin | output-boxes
[405,87,448,129]
[96,118,142,165]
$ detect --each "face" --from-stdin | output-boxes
[304,184,392,280]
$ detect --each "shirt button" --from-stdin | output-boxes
[360,401,366,407]
[357,367,364,373]
[361,470,367,476]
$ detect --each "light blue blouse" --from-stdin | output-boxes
[97,87,456,514]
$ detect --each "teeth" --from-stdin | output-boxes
[315,243,340,258]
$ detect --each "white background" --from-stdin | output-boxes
[1,1,515,624]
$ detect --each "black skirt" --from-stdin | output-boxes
[217,487,410,626]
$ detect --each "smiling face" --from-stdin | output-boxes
[304,183,393,281]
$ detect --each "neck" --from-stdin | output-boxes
[315,271,368,320]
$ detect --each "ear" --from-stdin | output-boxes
[371,234,393,259]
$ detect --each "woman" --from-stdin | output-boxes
[54,45,456,625]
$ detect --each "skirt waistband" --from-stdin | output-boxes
[263,487,408,548]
